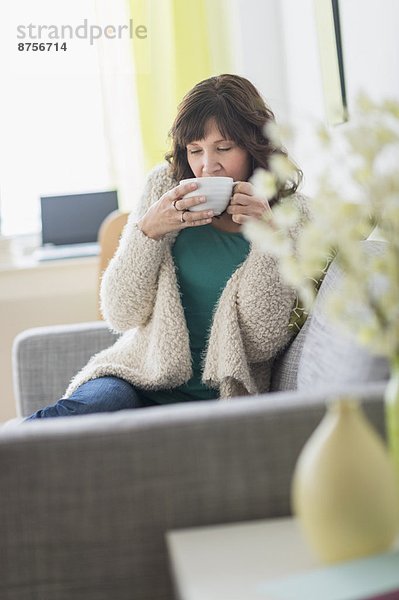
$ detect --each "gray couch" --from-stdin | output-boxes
[0,241,389,600]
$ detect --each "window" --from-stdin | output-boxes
[0,0,115,236]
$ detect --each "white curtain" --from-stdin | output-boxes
[94,0,145,213]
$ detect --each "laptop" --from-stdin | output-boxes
[34,190,119,261]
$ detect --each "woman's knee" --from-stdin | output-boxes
[71,376,141,412]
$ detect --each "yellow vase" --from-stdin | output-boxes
[291,397,399,564]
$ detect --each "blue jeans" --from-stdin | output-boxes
[25,376,158,420]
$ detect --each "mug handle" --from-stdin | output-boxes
[232,181,240,195]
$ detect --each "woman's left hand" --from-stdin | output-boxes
[226,182,272,224]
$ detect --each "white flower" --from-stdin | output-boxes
[250,168,277,200]
[298,282,317,311]
[381,195,399,231]
[316,123,332,147]
[355,91,378,114]
[243,219,292,256]
[344,124,380,163]
[245,93,399,360]
[271,202,300,229]
[269,154,297,184]
[279,256,303,286]
[382,99,399,119]
[263,121,293,148]
[352,164,373,186]
[374,144,399,179]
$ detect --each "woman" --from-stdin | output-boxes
[26,74,305,419]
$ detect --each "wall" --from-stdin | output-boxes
[236,0,399,118]
[339,0,399,110]
[234,0,399,197]
[233,0,290,122]
[233,0,325,197]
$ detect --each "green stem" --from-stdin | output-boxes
[384,356,399,488]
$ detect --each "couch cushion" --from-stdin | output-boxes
[296,241,390,390]
[270,319,310,391]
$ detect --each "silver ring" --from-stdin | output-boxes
[181,209,188,223]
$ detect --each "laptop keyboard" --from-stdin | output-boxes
[34,242,100,262]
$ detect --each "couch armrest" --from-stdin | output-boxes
[12,321,120,417]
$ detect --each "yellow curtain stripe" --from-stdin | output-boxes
[130,0,235,170]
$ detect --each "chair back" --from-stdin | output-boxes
[97,210,129,319]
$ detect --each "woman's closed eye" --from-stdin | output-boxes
[188,147,232,154]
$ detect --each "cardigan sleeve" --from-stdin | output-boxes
[236,252,296,361]
[100,164,175,333]
[236,193,309,361]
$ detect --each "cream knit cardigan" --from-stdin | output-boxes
[64,163,305,400]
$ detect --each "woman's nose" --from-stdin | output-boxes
[202,153,221,175]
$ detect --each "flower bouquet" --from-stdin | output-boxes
[244,94,399,480]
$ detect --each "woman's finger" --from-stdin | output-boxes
[181,208,214,224]
[232,213,250,224]
[233,181,254,196]
[182,214,214,227]
[230,192,252,206]
[226,204,252,215]
[173,195,207,212]
[170,181,198,204]
[227,196,270,219]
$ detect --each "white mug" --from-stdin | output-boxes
[180,177,236,215]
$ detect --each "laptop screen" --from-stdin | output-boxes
[40,190,119,246]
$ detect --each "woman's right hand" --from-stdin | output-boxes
[137,182,214,240]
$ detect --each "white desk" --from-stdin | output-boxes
[166,517,318,600]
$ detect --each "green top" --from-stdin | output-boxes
[140,224,251,404]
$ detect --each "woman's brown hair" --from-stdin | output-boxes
[165,74,302,200]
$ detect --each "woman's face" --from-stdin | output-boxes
[186,119,252,181]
